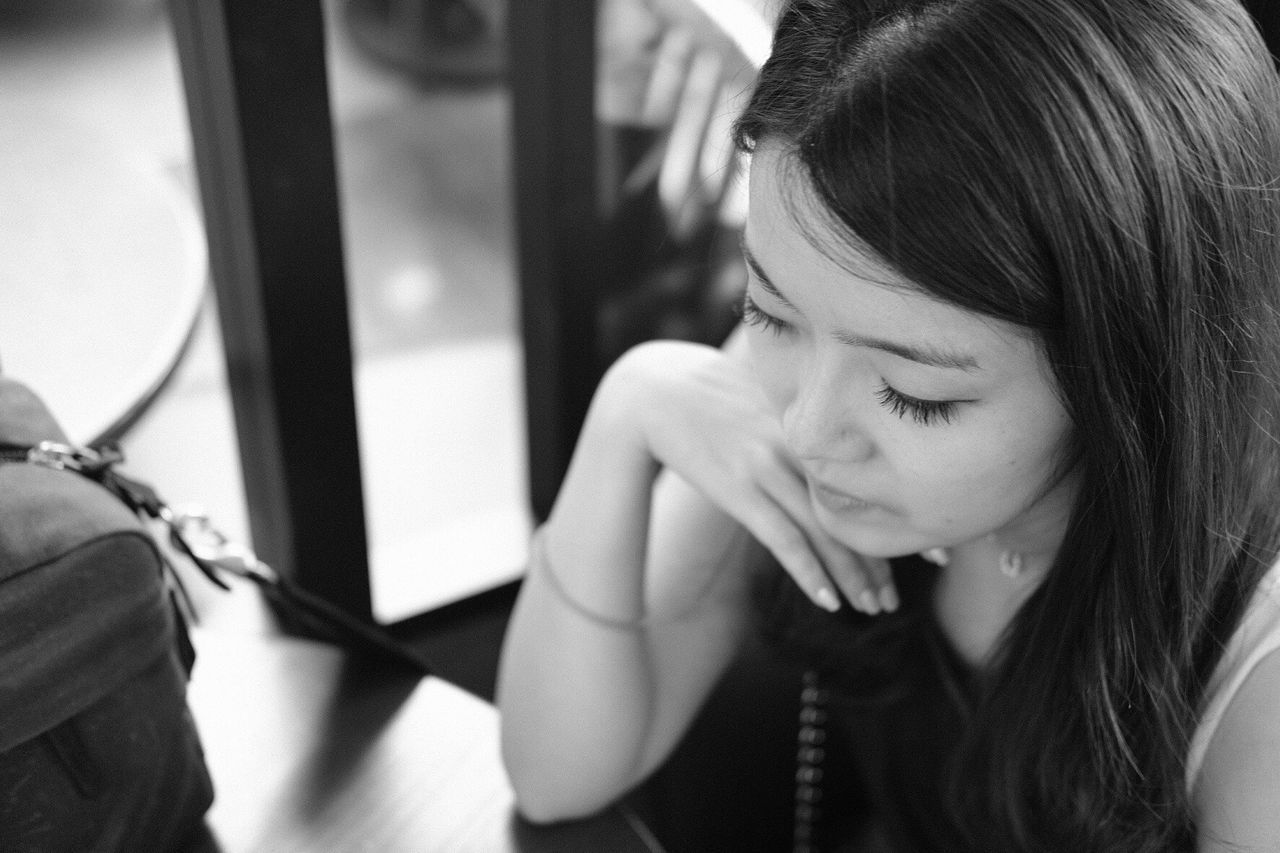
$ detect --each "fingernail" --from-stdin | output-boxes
[857,589,881,615]
[815,587,840,612]
[879,586,900,613]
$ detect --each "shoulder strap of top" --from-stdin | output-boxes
[1185,561,1280,797]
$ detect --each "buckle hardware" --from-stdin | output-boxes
[28,441,101,471]
[167,509,278,584]
[26,441,125,473]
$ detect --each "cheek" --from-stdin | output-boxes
[895,422,1069,525]
[746,338,795,415]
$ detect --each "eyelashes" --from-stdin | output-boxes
[738,292,789,336]
[874,384,958,426]
[739,291,959,427]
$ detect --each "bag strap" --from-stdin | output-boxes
[0,440,432,675]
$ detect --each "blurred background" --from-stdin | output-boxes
[0,0,766,693]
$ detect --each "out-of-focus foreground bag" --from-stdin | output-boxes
[0,377,213,852]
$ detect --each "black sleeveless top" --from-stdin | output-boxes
[754,556,979,852]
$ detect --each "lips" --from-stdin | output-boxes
[807,479,882,514]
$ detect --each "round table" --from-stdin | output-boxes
[0,108,207,444]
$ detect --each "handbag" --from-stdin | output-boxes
[0,377,430,852]
[0,378,212,852]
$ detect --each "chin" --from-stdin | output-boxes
[814,503,954,560]
[825,522,930,561]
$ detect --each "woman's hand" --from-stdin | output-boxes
[600,339,898,615]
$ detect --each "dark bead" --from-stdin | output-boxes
[797,746,825,764]
[799,726,827,745]
[800,706,828,725]
[800,686,829,704]
[796,766,824,785]
[797,783,823,803]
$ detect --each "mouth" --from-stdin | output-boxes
[807,479,882,515]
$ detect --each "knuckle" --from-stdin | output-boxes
[772,536,822,580]
[771,527,807,555]
[833,566,870,592]
[727,453,757,485]
[741,442,777,477]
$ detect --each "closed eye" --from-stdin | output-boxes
[875,383,959,426]
[739,292,790,336]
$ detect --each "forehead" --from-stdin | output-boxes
[744,145,1044,372]
[744,147,900,282]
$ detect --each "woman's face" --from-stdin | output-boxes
[743,147,1076,559]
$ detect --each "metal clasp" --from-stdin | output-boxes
[166,507,278,584]
[27,441,105,471]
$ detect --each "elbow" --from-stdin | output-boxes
[500,732,627,825]
[504,762,618,826]
[511,790,608,827]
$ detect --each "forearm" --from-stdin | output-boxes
[496,393,662,821]
[496,351,754,822]
[497,343,791,821]
[497,572,660,823]
[498,532,748,825]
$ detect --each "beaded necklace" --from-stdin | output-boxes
[792,668,828,852]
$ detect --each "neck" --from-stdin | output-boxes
[933,542,1047,666]
[931,474,1077,665]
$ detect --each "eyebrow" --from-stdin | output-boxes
[740,239,983,372]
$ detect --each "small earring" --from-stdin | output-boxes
[999,550,1024,579]
[920,547,950,567]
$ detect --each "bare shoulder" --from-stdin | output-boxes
[1195,648,1280,852]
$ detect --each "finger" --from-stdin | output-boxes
[733,498,842,613]
[710,442,846,612]
[761,459,900,614]
[756,474,872,612]
[799,516,897,614]
[822,544,897,615]
[810,527,900,614]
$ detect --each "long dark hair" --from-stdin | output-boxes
[735,0,1280,848]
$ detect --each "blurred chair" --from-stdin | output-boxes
[342,0,505,83]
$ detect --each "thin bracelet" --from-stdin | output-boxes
[529,525,746,631]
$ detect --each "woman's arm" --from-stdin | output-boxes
[1194,649,1280,851]
[496,333,888,823]
[496,343,754,823]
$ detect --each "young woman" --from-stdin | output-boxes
[496,1,1280,849]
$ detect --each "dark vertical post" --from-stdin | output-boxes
[507,0,604,522]
[169,0,372,618]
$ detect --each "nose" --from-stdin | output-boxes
[780,367,875,464]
